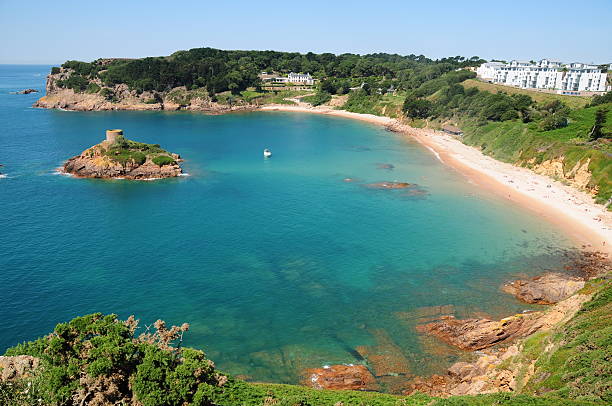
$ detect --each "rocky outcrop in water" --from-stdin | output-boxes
[364,181,414,189]
[303,364,378,391]
[417,293,590,351]
[502,272,585,304]
[63,130,182,180]
[13,88,38,94]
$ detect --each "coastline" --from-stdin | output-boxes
[259,104,612,254]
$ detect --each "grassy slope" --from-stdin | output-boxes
[523,279,611,402]
[489,279,611,404]
[211,380,600,406]
[458,104,612,203]
[462,79,591,109]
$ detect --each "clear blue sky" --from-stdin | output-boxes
[1,0,611,64]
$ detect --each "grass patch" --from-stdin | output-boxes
[459,104,612,203]
[152,155,175,166]
[102,136,170,165]
[462,79,591,109]
[523,279,612,402]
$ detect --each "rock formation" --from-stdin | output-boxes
[62,129,182,179]
[417,293,589,351]
[502,272,585,304]
[13,88,38,94]
[0,355,40,382]
[303,364,378,391]
[364,181,414,189]
[33,67,251,113]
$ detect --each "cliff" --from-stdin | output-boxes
[63,130,182,179]
[33,66,252,113]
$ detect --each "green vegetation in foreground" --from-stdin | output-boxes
[2,281,610,405]
[99,136,176,166]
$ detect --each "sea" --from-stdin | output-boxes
[0,65,575,389]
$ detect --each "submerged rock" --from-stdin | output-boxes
[364,181,414,190]
[355,329,411,378]
[303,364,378,391]
[502,272,585,304]
[62,129,182,180]
[376,163,395,170]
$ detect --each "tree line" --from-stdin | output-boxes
[54,47,484,96]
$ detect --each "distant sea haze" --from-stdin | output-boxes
[0,65,573,384]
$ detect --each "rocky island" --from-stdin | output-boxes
[63,129,182,179]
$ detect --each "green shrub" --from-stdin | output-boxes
[152,155,175,166]
[51,67,60,75]
[85,82,101,94]
[5,314,221,406]
[589,91,612,107]
[343,89,381,114]
[100,87,115,101]
[58,74,90,92]
[403,95,433,118]
[302,91,332,106]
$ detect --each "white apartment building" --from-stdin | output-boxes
[476,59,609,93]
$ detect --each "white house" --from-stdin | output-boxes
[287,72,314,85]
[259,72,315,85]
[476,59,608,93]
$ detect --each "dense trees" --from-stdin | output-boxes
[403,95,433,118]
[54,47,484,96]
[589,108,609,141]
[537,100,570,131]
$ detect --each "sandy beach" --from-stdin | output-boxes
[260,104,612,253]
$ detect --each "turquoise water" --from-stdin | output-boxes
[1,65,573,387]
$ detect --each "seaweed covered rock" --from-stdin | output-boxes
[63,129,182,179]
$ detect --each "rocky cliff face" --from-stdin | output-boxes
[34,68,250,113]
[528,157,594,193]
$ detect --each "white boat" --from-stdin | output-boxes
[263,149,272,158]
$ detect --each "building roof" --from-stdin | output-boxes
[442,125,462,133]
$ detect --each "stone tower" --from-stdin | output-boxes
[105,129,123,144]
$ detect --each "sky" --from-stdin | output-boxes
[1,0,611,64]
